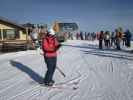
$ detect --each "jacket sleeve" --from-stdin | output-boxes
[55,38,62,51]
[42,38,46,53]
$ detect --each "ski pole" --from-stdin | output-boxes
[56,66,66,77]
[56,44,66,77]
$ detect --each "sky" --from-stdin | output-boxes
[0,0,133,32]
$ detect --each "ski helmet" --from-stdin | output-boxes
[48,28,55,35]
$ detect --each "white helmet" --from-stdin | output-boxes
[49,28,55,35]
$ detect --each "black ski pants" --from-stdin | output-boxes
[44,56,57,83]
[99,40,103,49]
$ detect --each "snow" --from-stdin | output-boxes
[0,40,133,100]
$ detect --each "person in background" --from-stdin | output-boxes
[30,25,39,49]
[98,31,104,49]
[87,32,90,40]
[122,32,126,46]
[80,31,84,40]
[104,31,111,48]
[70,32,73,40]
[111,32,116,47]
[115,29,123,50]
[125,29,132,47]
[76,32,80,40]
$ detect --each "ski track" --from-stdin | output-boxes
[0,40,133,100]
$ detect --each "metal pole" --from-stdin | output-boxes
[1,29,4,41]
[26,27,29,50]
[56,66,66,77]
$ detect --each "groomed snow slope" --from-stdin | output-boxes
[0,40,133,100]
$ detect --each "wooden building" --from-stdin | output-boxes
[52,21,79,42]
[0,17,28,51]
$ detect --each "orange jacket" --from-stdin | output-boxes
[116,32,123,40]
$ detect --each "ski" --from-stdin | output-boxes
[40,79,80,90]
[39,72,82,90]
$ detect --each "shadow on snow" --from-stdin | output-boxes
[10,60,44,84]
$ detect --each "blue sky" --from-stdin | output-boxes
[0,0,133,32]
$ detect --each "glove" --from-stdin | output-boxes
[56,44,62,51]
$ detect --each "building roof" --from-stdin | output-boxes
[0,16,25,30]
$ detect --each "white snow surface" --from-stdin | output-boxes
[0,40,133,100]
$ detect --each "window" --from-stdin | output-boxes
[59,23,78,32]
[3,29,19,40]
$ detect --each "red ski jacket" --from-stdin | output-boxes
[42,35,60,57]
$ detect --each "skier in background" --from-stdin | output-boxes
[80,31,84,40]
[122,32,126,46]
[104,31,111,48]
[30,25,40,49]
[76,32,80,40]
[125,29,132,47]
[115,29,123,50]
[42,29,61,86]
[111,32,116,47]
[98,31,104,49]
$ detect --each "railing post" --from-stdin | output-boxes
[1,29,4,41]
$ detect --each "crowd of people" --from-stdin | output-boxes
[29,25,132,51]
[76,32,96,40]
[67,28,132,51]
[98,28,132,50]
